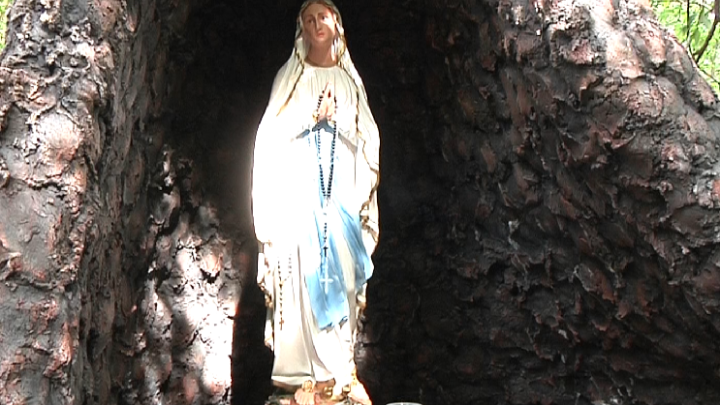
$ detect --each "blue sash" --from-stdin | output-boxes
[300,125,373,330]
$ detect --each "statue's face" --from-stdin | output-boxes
[301,3,337,50]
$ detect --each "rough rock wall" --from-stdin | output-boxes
[0,0,254,402]
[0,0,160,401]
[359,1,720,405]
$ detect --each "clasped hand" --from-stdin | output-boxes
[316,82,335,122]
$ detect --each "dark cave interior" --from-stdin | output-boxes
[158,1,436,404]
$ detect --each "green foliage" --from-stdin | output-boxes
[652,0,720,93]
[0,0,11,50]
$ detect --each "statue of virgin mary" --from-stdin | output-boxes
[252,1,379,404]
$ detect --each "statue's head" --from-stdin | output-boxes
[296,0,346,61]
[266,0,372,138]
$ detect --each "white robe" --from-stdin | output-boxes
[252,64,379,389]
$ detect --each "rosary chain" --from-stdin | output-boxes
[315,93,338,288]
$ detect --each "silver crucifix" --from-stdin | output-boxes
[321,273,334,293]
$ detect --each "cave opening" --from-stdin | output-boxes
[154,1,442,404]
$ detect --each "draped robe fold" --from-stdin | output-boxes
[252,63,380,389]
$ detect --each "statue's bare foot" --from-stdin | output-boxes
[293,381,316,405]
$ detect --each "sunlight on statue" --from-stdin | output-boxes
[252,1,380,404]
